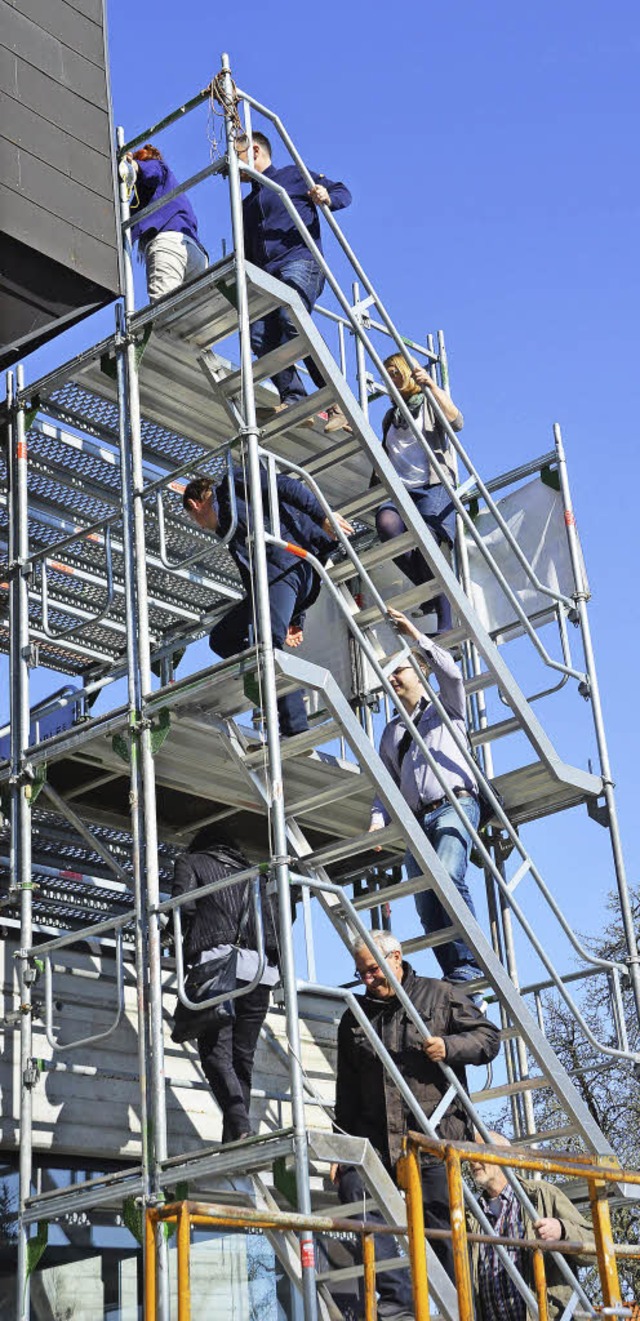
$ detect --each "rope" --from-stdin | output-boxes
[207,69,244,160]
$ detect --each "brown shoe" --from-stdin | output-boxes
[275,400,315,430]
[324,404,352,434]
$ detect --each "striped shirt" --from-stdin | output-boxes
[477,1185,527,1321]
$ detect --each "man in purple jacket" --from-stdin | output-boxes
[237,130,352,432]
[125,144,208,302]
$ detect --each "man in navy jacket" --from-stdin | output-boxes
[237,131,352,431]
[183,469,353,735]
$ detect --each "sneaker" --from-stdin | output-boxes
[324,404,353,434]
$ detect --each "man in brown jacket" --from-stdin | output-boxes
[333,930,500,1319]
[468,1131,595,1320]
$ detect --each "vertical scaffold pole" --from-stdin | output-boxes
[555,422,640,1028]
[218,52,319,1321]
[10,366,34,1321]
[117,125,170,1316]
[397,1146,430,1321]
[115,303,152,1197]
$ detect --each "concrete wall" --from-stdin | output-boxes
[0,0,122,364]
[0,938,337,1161]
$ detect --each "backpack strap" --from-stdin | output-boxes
[234,880,253,946]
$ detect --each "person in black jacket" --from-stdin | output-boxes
[171,824,281,1144]
[333,929,500,1318]
[183,467,353,736]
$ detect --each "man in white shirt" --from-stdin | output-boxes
[369,609,483,992]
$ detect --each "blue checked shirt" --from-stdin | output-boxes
[477,1185,527,1321]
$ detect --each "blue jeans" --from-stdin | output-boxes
[406,794,482,982]
[250,258,326,403]
[209,560,316,736]
[377,482,456,633]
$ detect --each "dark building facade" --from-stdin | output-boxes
[0,0,122,369]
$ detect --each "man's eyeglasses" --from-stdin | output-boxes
[356,964,382,982]
[355,952,401,981]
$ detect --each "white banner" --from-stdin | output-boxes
[465,475,588,636]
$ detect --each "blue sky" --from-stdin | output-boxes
[3,1,639,992]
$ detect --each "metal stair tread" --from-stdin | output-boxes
[494,759,603,826]
[328,530,416,584]
[305,824,405,868]
[219,334,312,396]
[260,384,336,438]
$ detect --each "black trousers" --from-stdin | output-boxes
[197,980,271,1142]
[336,1157,454,1314]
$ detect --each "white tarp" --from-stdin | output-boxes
[291,475,587,705]
[465,475,588,636]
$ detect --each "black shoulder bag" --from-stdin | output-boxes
[171,883,253,1043]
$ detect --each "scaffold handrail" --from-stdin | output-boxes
[232,94,580,615]
[116,72,582,685]
[43,927,125,1053]
[256,446,635,1065]
[39,523,115,641]
[172,872,268,1015]
[277,544,635,1068]
[233,159,584,688]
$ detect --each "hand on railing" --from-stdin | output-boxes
[322,513,354,539]
[422,1036,447,1062]
[307,183,331,207]
[386,605,421,642]
[533,1216,563,1242]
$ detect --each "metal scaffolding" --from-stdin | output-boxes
[1,52,639,1321]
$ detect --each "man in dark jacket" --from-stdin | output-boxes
[237,130,352,432]
[171,825,280,1144]
[183,467,353,737]
[333,930,500,1319]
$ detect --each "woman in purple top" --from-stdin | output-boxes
[124,144,208,303]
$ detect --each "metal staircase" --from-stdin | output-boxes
[1,52,638,1321]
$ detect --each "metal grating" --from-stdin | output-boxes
[0,807,177,933]
[46,380,217,472]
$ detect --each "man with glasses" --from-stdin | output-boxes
[369,607,483,995]
[332,929,499,1319]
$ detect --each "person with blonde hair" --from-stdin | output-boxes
[373,351,463,635]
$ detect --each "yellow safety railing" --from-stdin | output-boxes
[397,1133,640,1321]
[144,1197,403,1320]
